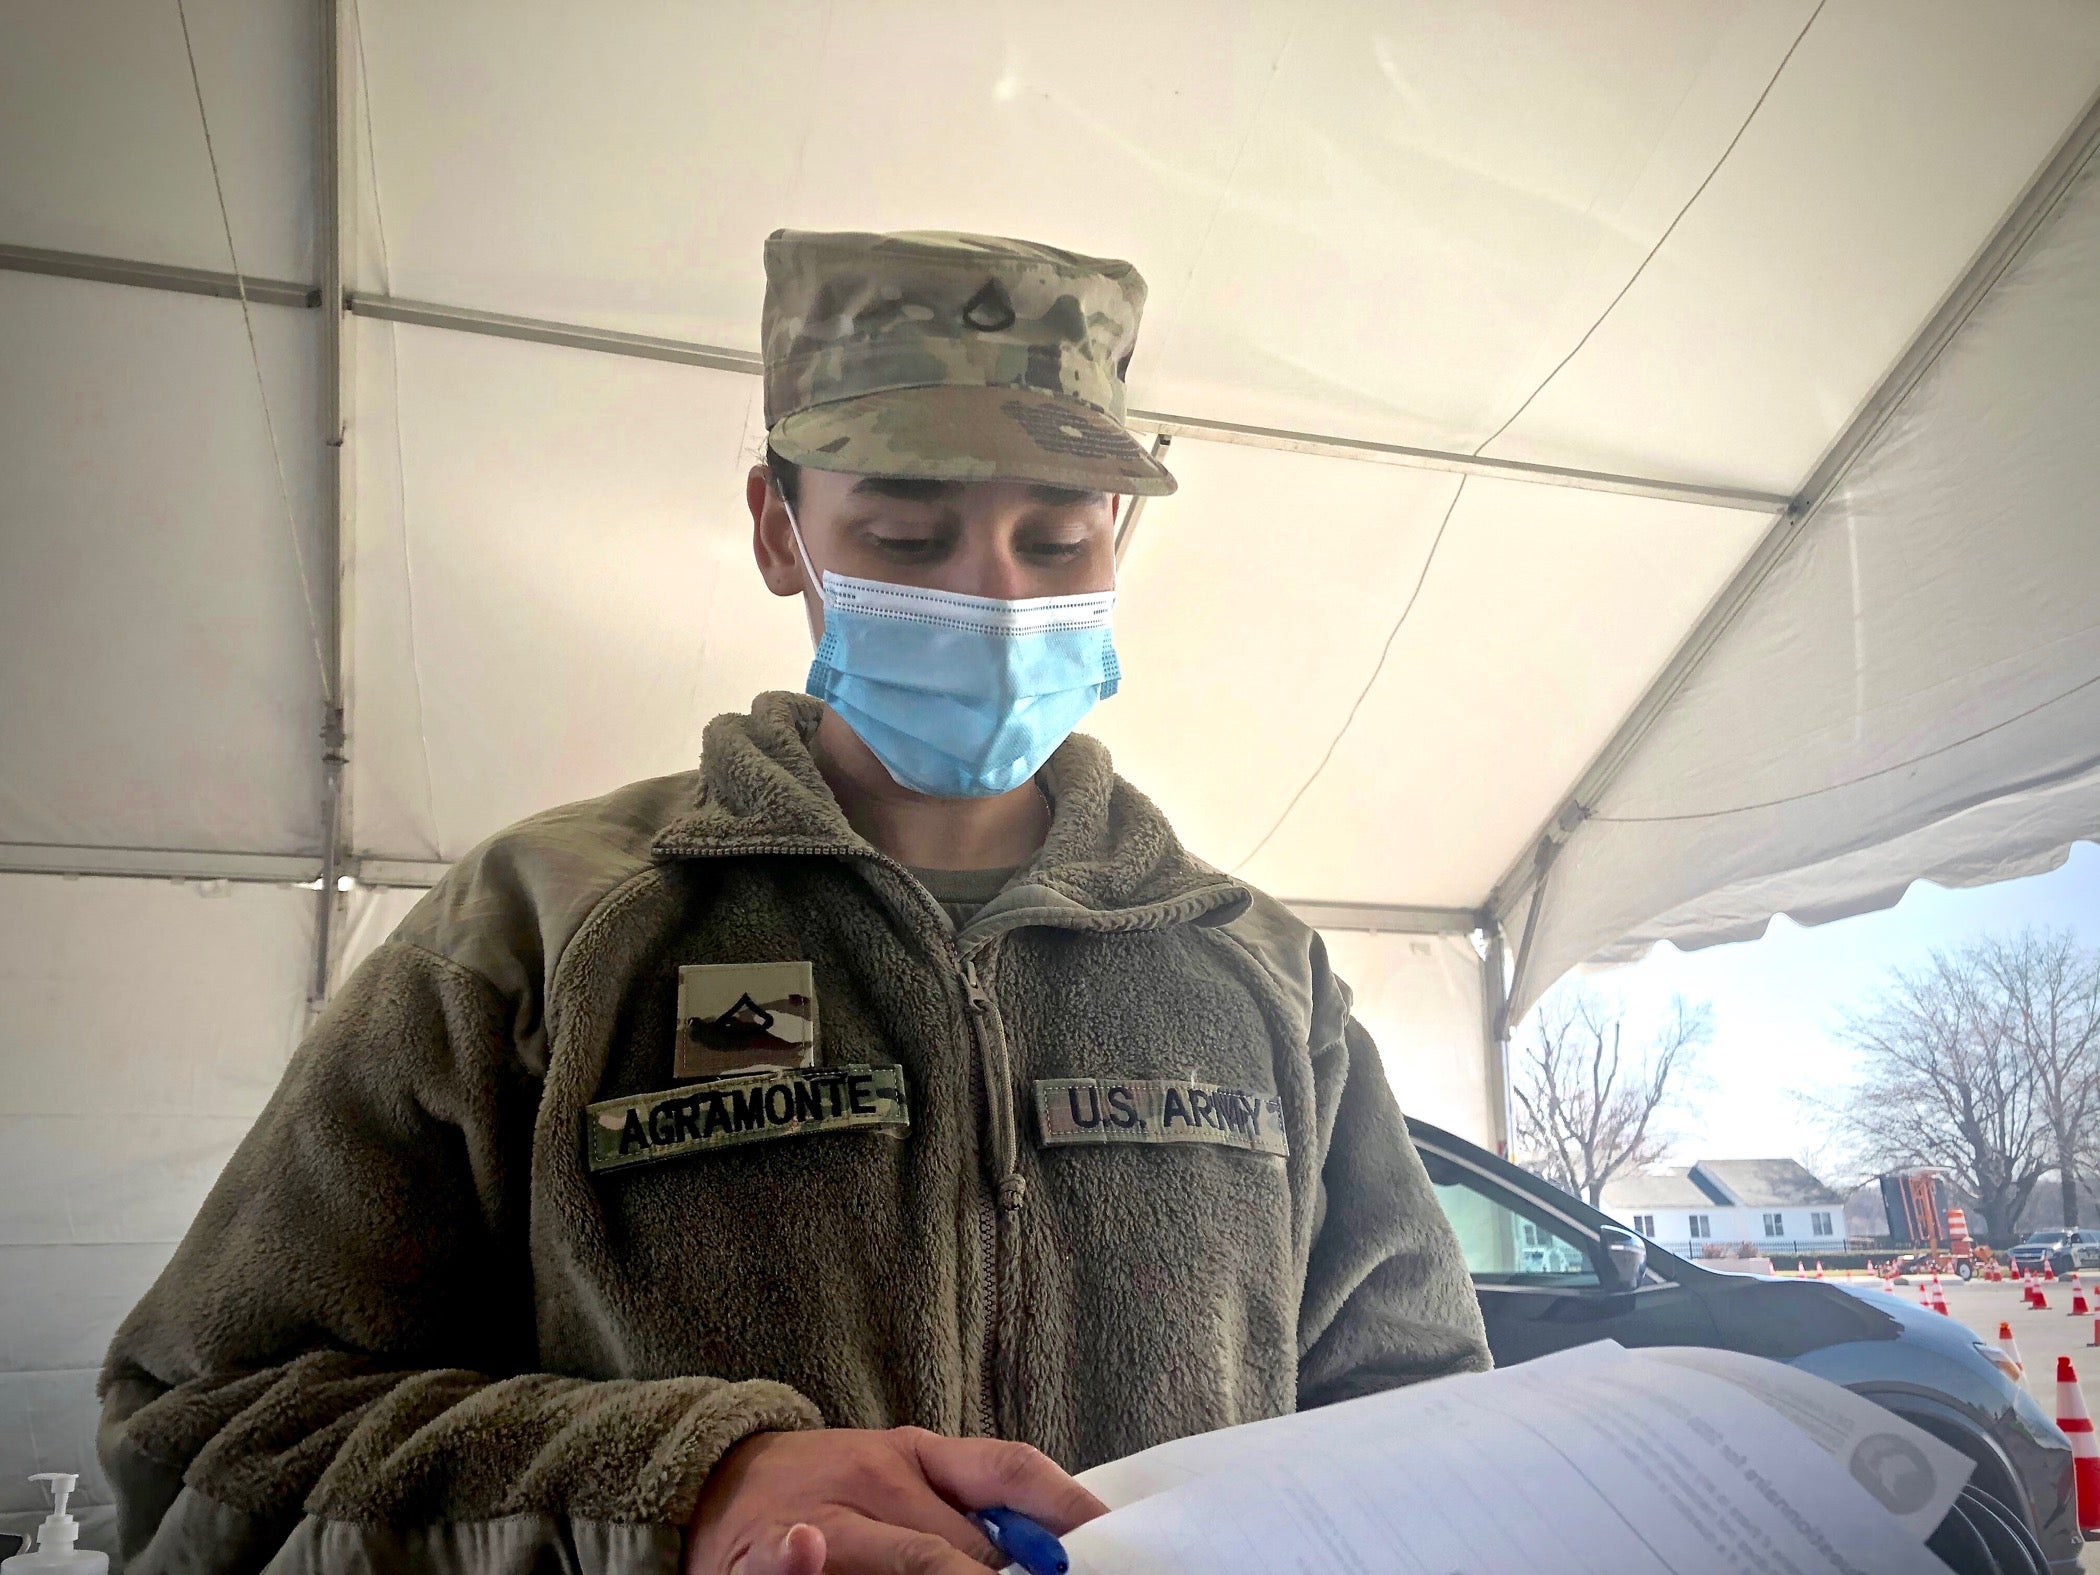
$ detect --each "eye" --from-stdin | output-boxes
[1023,537,1091,561]
[866,532,946,560]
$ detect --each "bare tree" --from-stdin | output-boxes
[1512,987,1710,1205]
[1981,930,2100,1226]
[1836,941,2058,1243]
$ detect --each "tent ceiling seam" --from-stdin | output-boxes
[174,0,336,711]
[1231,473,1469,873]
[1470,0,1827,460]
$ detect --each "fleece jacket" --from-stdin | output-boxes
[97,691,1491,1574]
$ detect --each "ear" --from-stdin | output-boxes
[749,465,807,597]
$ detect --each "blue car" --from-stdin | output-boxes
[1410,1117,2079,1573]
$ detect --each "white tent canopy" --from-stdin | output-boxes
[4,1,2099,1549]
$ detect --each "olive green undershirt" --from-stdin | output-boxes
[906,864,1021,930]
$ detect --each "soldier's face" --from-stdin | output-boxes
[750,465,1119,609]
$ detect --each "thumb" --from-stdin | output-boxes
[732,1523,826,1575]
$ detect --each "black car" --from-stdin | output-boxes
[1409,1117,2080,1573]
[2010,1229,2100,1278]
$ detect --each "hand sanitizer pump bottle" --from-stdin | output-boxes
[2,1475,107,1573]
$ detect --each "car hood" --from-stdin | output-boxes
[1681,1268,1903,1360]
[1828,1282,2009,1360]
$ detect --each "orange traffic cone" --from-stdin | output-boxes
[1814,1260,1826,1279]
[1881,1273,1897,1294]
[1932,1282,1950,1315]
[2074,1290,2092,1317]
[2058,1358,2100,1538]
[2074,1272,2084,1290]
[2091,1317,2099,1349]
[2047,1262,2059,1281]
[1998,1322,2025,1377]
[2038,1287,2054,1311]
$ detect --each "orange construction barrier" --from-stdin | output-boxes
[2058,1357,2100,1538]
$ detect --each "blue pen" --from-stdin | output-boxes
[970,1506,1070,1575]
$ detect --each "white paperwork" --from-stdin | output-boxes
[1068,1342,1965,1574]
[1640,1345,1973,1543]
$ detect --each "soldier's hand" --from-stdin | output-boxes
[683,1426,1107,1575]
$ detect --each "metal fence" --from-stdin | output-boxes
[1656,1237,1872,1261]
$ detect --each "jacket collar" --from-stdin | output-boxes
[653,692,1249,932]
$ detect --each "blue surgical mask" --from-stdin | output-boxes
[782,499,1121,798]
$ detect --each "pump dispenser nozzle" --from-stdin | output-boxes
[28,1477,76,1555]
[1,1474,106,1572]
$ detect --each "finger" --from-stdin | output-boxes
[728,1521,827,1575]
[860,1488,1000,1568]
[820,1513,997,1575]
[899,1431,1108,1535]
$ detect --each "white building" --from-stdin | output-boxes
[1600,1159,1846,1260]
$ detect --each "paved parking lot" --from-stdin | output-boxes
[1875,1273,2100,1569]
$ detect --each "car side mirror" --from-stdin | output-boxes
[1599,1226,1646,1291]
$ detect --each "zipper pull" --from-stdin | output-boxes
[960,955,993,1015]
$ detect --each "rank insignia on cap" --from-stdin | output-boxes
[675,961,818,1078]
[1034,1076,1289,1157]
[585,1064,909,1173]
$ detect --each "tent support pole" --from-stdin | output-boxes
[0,243,318,307]
[1479,923,1512,1157]
[1112,434,1171,564]
[338,293,1786,513]
[0,246,1785,514]
[1481,81,2100,962]
[309,0,350,1011]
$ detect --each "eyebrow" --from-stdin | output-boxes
[847,477,1104,507]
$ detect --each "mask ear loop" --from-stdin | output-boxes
[778,491,826,645]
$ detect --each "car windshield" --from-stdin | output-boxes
[2020,1231,2069,1244]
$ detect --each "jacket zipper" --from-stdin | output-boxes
[656,837,1025,1434]
[961,951,1019,1437]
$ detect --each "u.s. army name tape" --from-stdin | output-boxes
[1035,1077,1288,1156]
[587,1064,908,1172]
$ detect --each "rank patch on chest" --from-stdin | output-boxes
[1034,1077,1288,1157]
[674,961,818,1078]
[586,1065,908,1173]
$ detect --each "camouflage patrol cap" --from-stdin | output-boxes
[761,229,1176,496]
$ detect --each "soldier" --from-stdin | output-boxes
[98,230,1490,1575]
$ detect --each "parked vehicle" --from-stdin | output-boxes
[1410,1117,2079,1574]
[2008,1228,2100,1277]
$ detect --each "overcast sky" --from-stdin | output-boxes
[1539,841,2100,1179]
